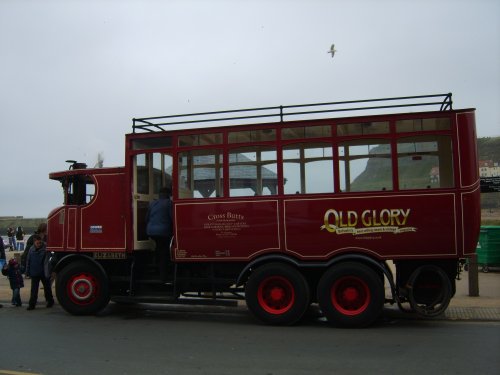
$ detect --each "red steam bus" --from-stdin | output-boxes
[47,93,480,327]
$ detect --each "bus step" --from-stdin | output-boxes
[112,294,177,304]
[135,277,174,285]
[111,295,239,307]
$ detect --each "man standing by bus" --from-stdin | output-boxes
[25,235,54,310]
[146,187,173,281]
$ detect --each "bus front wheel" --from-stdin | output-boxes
[317,262,384,328]
[245,263,310,325]
[56,261,110,315]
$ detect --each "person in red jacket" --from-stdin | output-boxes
[2,257,24,306]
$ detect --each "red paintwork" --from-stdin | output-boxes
[331,276,370,316]
[257,276,295,314]
[47,168,126,253]
[173,192,468,261]
[47,109,480,264]
[67,272,98,305]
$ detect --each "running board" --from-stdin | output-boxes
[111,295,238,307]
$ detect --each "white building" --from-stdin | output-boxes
[479,160,500,177]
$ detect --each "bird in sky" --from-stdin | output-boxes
[327,44,337,58]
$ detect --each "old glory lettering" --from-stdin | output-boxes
[320,208,417,235]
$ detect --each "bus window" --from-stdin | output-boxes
[229,146,277,196]
[66,175,95,205]
[228,129,276,143]
[136,154,150,195]
[152,153,173,195]
[132,136,172,150]
[283,142,333,194]
[339,140,392,192]
[282,125,331,140]
[178,149,223,198]
[85,181,95,204]
[396,117,451,133]
[178,133,222,147]
[337,121,389,136]
[397,135,454,189]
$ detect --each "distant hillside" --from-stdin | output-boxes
[478,137,500,162]
[0,217,45,235]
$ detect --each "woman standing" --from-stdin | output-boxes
[16,226,25,251]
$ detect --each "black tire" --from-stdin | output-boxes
[56,261,110,315]
[245,263,310,326]
[407,265,452,317]
[317,262,384,328]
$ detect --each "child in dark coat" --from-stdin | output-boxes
[2,258,24,306]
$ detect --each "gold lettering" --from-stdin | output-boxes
[322,209,338,232]
[361,210,372,226]
[390,209,401,225]
[400,209,411,225]
[348,211,358,227]
[380,209,391,226]
[322,208,412,233]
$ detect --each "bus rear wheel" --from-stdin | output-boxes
[56,261,110,315]
[245,263,310,325]
[317,262,384,328]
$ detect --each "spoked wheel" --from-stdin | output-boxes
[245,263,310,325]
[317,262,384,328]
[56,261,110,315]
[407,265,452,317]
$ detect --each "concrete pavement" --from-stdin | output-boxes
[1,250,499,321]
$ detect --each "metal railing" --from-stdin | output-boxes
[132,93,453,133]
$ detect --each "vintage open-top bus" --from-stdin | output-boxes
[47,93,480,327]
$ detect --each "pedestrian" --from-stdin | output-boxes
[146,186,173,280]
[25,234,54,310]
[0,235,5,263]
[15,226,25,251]
[2,257,24,306]
[0,238,5,308]
[21,222,47,274]
[7,227,16,252]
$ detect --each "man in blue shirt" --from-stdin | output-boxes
[25,235,54,310]
[146,187,173,280]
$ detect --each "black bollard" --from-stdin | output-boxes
[468,253,479,297]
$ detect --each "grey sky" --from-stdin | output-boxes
[1,0,499,218]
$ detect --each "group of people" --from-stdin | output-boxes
[1,223,54,310]
[6,226,25,251]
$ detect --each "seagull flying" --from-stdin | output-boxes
[327,44,337,58]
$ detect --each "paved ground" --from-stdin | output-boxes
[1,250,499,320]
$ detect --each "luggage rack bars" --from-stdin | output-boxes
[132,93,453,133]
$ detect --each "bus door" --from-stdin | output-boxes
[133,152,173,250]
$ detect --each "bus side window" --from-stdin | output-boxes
[339,140,393,192]
[178,149,223,198]
[397,135,454,189]
[283,142,333,194]
[85,180,95,204]
[67,175,95,205]
[229,146,278,197]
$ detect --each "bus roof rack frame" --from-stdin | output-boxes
[132,93,453,133]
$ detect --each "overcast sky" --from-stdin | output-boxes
[1,0,499,218]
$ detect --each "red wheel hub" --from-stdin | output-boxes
[257,276,295,315]
[331,276,370,316]
[67,273,99,305]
